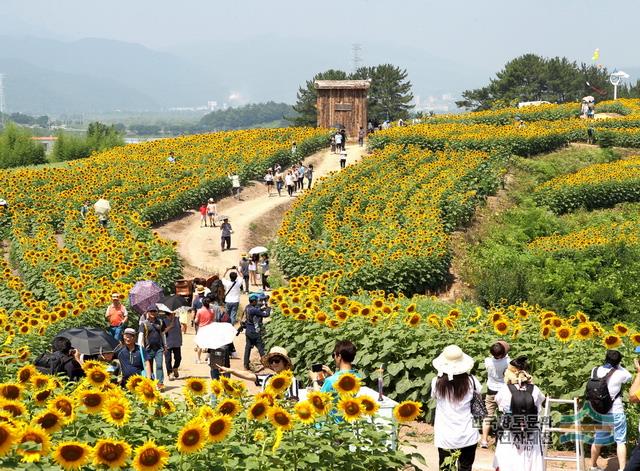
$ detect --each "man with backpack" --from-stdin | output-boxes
[138,306,167,390]
[34,336,85,381]
[586,349,632,471]
[243,294,270,371]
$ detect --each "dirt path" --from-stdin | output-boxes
[154,142,367,397]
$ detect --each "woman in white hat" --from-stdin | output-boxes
[431,345,481,471]
[218,346,299,400]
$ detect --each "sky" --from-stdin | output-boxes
[1,0,638,72]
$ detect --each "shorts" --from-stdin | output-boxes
[266,181,274,186]
[594,413,627,445]
[485,394,498,417]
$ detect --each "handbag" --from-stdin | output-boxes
[470,377,487,420]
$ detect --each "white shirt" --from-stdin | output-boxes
[285,174,293,186]
[593,365,632,414]
[229,175,240,188]
[431,375,481,449]
[495,383,545,413]
[335,133,342,144]
[484,355,510,393]
[264,173,274,182]
[222,278,243,303]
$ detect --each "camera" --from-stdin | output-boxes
[236,321,246,336]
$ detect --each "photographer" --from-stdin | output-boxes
[222,266,244,325]
[242,294,270,370]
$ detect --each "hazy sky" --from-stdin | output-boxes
[2,0,638,71]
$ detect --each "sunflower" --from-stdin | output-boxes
[427,314,440,328]
[631,333,640,347]
[0,399,26,418]
[555,326,573,343]
[266,372,292,397]
[156,399,176,417]
[443,316,455,329]
[337,397,363,422]
[52,441,92,470]
[184,378,207,397]
[406,303,416,313]
[541,326,552,339]
[85,367,110,388]
[393,401,422,423]
[78,389,104,413]
[247,400,270,421]
[576,311,588,323]
[206,415,232,443]
[31,374,52,391]
[268,406,294,431]
[16,424,50,463]
[515,307,529,319]
[448,308,461,318]
[135,379,160,405]
[0,422,16,456]
[254,391,276,407]
[132,440,169,471]
[334,373,361,396]
[404,313,421,327]
[603,334,622,349]
[126,375,145,393]
[176,419,207,454]
[574,323,593,340]
[294,401,316,424]
[493,320,509,335]
[614,323,630,336]
[33,388,54,406]
[551,318,563,328]
[253,430,266,442]
[209,380,223,396]
[216,398,242,416]
[307,392,332,415]
[93,439,131,469]
[102,397,131,427]
[33,408,65,434]
[49,395,75,422]
[359,395,380,416]
[0,383,23,401]
[16,365,37,385]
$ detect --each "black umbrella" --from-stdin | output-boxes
[159,295,189,311]
[57,327,120,356]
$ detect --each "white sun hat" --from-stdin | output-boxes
[432,345,475,381]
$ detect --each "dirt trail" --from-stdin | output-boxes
[154,142,366,397]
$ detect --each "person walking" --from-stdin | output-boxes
[334,131,343,152]
[330,135,336,153]
[339,150,347,169]
[249,255,258,287]
[340,128,347,147]
[431,345,480,471]
[199,203,208,227]
[587,350,632,471]
[138,306,167,390]
[297,163,306,191]
[238,254,251,293]
[493,356,545,471]
[116,328,152,386]
[305,164,314,189]
[358,126,365,147]
[228,173,241,199]
[220,218,232,251]
[260,253,270,291]
[481,341,511,448]
[242,294,270,370]
[222,267,243,324]
[163,309,182,380]
[264,169,275,196]
[206,198,217,227]
[194,296,216,364]
[105,293,128,342]
[285,171,295,197]
[275,168,284,196]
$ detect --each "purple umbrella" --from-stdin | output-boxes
[129,280,163,315]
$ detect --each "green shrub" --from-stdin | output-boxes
[0,122,47,168]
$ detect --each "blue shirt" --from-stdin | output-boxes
[321,368,359,394]
[116,344,149,384]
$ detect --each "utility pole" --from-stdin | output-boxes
[352,43,363,72]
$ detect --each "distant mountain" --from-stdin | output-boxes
[0,36,226,113]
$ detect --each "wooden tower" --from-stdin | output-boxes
[314,79,370,140]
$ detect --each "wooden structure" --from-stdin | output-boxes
[315,80,370,140]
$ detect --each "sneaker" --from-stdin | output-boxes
[157,383,164,391]
[589,467,604,471]
[479,441,488,449]
[173,369,179,379]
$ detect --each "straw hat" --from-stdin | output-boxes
[195,285,206,294]
[432,345,475,381]
[261,346,292,370]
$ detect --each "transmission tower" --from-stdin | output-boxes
[0,74,5,126]
[352,43,363,72]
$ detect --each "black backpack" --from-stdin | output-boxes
[508,383,538,417]
[34,351,74,376]
[585,367,618,414]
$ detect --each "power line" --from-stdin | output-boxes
[352,43,363,72]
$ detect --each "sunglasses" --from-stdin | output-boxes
[269,357,283,365]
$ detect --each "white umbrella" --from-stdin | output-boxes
[94,199,111,215]
[249,246,268,255]
[195,322,237,350]
[582,96,595,102]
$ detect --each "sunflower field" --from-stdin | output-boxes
[0,360,419,469]
[0,127,328,355]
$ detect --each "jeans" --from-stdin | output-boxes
[225,302,240,324]
[276,181,283,195]
[147,348,165,384]
[108,324,124,342]
[437,445,476,471]
[243,276,250,293]
[306,178,312,189]
[221,236,231,251]
[244,332,265,370]
[164,347,181,375]
[262,274,270,290]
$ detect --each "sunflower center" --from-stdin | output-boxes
[60,444,85,461]
[0,427,9,445]
[274,412,289,426]
[399,404,416,418]
[99,443,124,461]
[56,401,73,416]
[91,371,106,382]
[111,407,125,419]
[252,404,266,417]
[209,420,225,435]
[39,413,59,429]
[339,377,355,390]
[346,402,359,414]
[219,403,235,415]
[84,394,102,407]
[139,448,160,466]
[182,430,201,446]
[22,432,43,445]
[36,390,52,402]
[2,386,19,400]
